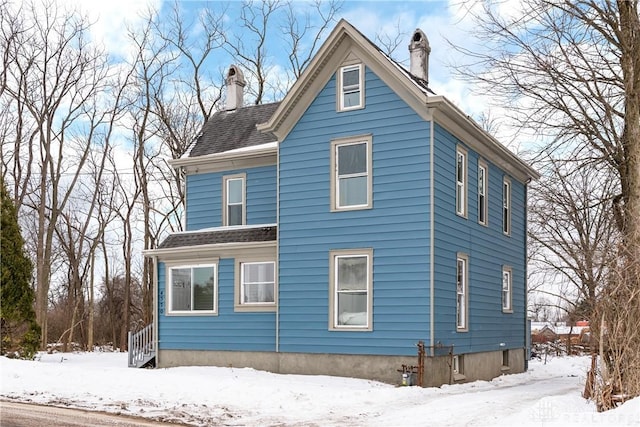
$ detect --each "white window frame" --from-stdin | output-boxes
[456,147,468,218]
[456,253,469,331]
[167,263,218,315]
[503,177,511,235]
[452,355,461,374]
[240,261,276,306]
[329,249,373,331]
[478,161,488,226]
[337,64,364,111]
[330,135,373,211]
[223,174,246,226]
[502,266,513,313]
[452,354,466,381]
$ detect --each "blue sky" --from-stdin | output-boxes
[58,0,533,153]
[67,0,488,117]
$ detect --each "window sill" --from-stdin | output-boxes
[501,366,511,372]
[234,305,277,313]
[337,104,365,113]
[453,373,466,382]
[166,311,218,316]
[329,326,372,332]
[331,204,373,212]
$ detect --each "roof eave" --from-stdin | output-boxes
[143,240,277,258]
[427,96,540,183]
[168,143,277,172]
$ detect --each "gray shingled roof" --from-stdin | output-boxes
[158,226,276,249]
[188,102,281,157]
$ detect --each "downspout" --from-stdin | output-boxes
[152,255,159,367]
[429,112,435,355]
[276,143,280,353]
[524,183,529,370]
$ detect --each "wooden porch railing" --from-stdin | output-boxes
[128,323,155,368]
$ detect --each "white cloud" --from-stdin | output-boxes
[59,0,162,59]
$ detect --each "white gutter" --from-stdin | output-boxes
[426,96,539,183]
[169,142,277,170]
[142,240,276,258]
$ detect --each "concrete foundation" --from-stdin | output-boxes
[157,348,526,387]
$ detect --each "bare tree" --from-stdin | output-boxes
[0,0,127,348]
[449,0,639,407]
[528,158,618,321]
[283,0,342,78]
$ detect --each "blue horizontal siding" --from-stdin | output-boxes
[431,123,527,353]
[278,66,431,356]
[157,259,276,352]
[185,165,276,230]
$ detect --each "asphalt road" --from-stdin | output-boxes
[0,401,187,427]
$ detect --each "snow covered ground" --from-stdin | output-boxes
[0,352,638,426]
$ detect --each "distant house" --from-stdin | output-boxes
[531,323,558,344]
[140,19,539,386]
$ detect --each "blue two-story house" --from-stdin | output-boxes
[142,20,539,386]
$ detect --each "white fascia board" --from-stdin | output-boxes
[169,142,277,170]
[428,96,540,183]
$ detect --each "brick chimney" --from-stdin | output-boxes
[408,29,430,85]
[225,65,246,110]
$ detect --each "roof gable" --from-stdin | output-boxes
[257,19,432,141]
[258,19,539,182]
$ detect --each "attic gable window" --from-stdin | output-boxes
[338,64,364,111]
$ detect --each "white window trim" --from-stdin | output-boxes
[337,63,365,111]
[330,135,373,211]
[166,262,218,316]
[234,256,277,312]
[234,257,278,312]
[503,177,511,235]
[456,253,469,332]
[452,354,466,381]
[222,173,246,226]
[329,248,374,331]
[456,147,468,218]
[478,161,488,226]
[502,266,513,313]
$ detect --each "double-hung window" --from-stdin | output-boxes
[338,64,364,111]
[331,135,372,211]
[503,177,511,235]
[456,147,467,217]
[168,264,217,314]
[502,266,512,312]
[478,161,488,225]
[456,254,468,331]
[223,174,245,226]
[329,249,373,330]
[241,262,275,305]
